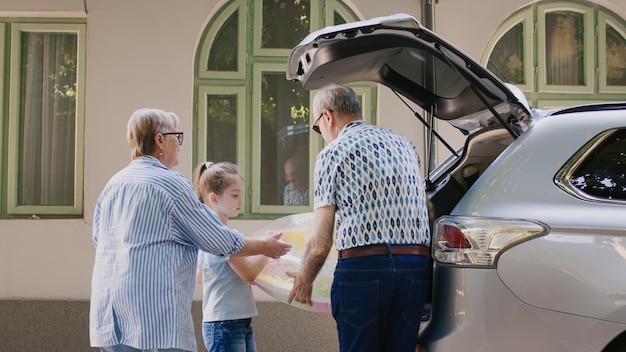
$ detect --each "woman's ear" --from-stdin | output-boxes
[154,132,164,148]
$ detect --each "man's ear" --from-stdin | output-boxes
[326,110,335,130]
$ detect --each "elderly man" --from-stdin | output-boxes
[288,84,431,352]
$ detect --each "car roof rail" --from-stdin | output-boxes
[547,101,626,116]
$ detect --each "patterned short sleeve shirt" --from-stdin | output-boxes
[314,120,430,251]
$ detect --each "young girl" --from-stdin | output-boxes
[193,161,268,352]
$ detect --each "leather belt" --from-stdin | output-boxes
[339,244,429,259]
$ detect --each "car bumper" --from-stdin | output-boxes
[418,265,625,352]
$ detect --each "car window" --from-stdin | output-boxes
[569,128,626,200]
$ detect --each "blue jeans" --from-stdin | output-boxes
[100,346,189,352]
[331,251,429,352]
[202,318,256,352]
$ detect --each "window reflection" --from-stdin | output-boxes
[570,129,626,200]
[208,10,238,71]
[20,32,77,206]
[606,25,626,86]
[488,23,525,84]
[260,72,309,205]
[546,12,584,85]
[206,95,237,163]
[262,0,310,49]
[334,11,347,25]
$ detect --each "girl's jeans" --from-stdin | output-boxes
[202,318,256,352]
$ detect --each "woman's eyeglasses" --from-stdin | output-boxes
[162,132,184,145]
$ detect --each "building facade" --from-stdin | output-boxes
[1,0,625,350]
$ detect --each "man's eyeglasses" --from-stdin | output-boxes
[312,109,332,134]
[311,113,323,134]
[162,132,184,145]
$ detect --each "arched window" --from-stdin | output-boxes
[482,0,626,108]
[194,0,371,216]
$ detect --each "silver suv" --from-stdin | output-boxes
[286,13,626,352]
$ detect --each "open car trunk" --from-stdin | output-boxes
[286,14,532,206]
[285,12,535,326]
[427,125,515,219]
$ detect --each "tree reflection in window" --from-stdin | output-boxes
[570,129,626,200]
[208,10,238,71]
[196,0,361,213]
[20,32,77,206]
[487,23,524,84]
[206,95,237,163]
[260,72,309,205]
[334,11,347,26]
[262,0,310,49]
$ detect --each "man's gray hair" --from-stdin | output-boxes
[312,83,362,118]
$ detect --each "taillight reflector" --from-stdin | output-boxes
[442,224,472,249]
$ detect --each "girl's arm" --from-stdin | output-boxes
[228,255,269,283]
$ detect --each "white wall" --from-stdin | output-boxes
[1,0,625,302]
[0,0,84,13]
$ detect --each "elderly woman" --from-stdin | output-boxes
[90,108,290,352]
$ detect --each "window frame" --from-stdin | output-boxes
[195,0,365,217]
[481,10,534,92]
[195,85,247,178]
[251,62,315,214]
[249,69,378,214]
[5,22,86,216]
[537,2,595,94]
[555,128,626,204]
[326,0,360,26]
[197,2,246,80]
[598,11,626,94]
[252,0,322,57]
[481,1,626,108]
[0,23,5,214]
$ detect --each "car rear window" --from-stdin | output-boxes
[569,129,626,201]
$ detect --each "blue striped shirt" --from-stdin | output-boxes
[90,156,246,351]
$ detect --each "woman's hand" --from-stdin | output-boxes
[262,232,291,259]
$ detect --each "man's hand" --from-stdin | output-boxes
[286,270,313,306]
[286,205,336,306]
[262,232,291,259]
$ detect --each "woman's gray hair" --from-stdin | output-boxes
[312,83,362,118]
[127,108,180,159]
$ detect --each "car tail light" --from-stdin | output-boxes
[433,216,548,268]
[442,225,472,248]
